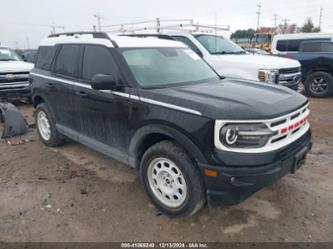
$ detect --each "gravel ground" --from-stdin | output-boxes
[0,98,332,242]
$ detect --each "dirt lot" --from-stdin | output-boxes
[0,98,332,242]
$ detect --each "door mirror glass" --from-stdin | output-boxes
[91,74,118,90]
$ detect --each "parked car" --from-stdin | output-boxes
[124,33,302,91]
[271,32,333,55]
[278,40,333,97]
[0,46,34,100]
[31,32,312,217]
[22,50,38,64]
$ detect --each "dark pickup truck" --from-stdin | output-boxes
[283,40,333,97]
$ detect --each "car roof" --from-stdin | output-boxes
[38,32,187,48]
[273,33,333,40]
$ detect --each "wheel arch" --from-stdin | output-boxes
[129,123,208,169]
[32,95,46,108]
[305,64,333,78]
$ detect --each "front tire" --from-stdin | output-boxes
[304,72,333,98]
[35,103,65,147]
[140,141,205,218]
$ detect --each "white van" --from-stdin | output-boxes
[271,33,333,55]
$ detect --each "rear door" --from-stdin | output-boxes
[51,44,82,131]
[71,44,132,157]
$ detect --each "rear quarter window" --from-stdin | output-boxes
[35,46,56,70]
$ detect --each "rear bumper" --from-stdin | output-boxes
[199,129,312,207]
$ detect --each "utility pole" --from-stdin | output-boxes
[273,14,278,28]
[94,14,102,31]
[319,7,323,30]
[26,37,30,50]
[282,18,290,34]
[256,2,262,31]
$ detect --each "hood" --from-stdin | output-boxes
[139,79,308,120]
[212,54,300,70]
[0,61,34,73]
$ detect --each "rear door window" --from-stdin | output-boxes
[300,42,322,52]
[54,45,81,77]
[82,45,117,81]
[321,42,333,52]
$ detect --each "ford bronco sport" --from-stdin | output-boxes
[31,32,312,218]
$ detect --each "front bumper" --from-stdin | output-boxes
[199,129,312,207]
[0,84,31,98]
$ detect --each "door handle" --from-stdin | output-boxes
[75,91,88,97]
[47,83,54,88]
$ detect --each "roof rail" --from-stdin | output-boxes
[48,31,108,38]
[47,31,119,48]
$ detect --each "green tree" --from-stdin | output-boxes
[301,18,321,33]
[230,29,256,40]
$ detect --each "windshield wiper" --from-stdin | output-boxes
[211,51,246,55]
[0,59,17,61]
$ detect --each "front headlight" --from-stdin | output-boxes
[258,69,279,84]
[219,123,276,149]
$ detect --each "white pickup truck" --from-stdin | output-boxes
[0,46,34,100]
[127,32,302,91]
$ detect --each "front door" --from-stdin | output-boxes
[71,45,132,159]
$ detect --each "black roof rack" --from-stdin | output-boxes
[48,32,119,48]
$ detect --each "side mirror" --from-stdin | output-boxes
[91,74,119,90]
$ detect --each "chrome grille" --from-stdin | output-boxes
[278,67,302,86]
[0,72,30,90]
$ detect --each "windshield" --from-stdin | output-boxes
[195,35,245,55]
[255,34,272,45]
[0,48,22,61]
[122,48,219,88]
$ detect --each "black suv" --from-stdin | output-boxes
[31,32,312,217]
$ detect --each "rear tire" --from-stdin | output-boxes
[140,141,205,218]
[35,103,65,147]
[304,72,333,98]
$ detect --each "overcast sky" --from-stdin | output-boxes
[1,0,332,49]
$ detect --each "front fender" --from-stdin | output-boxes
[129,123,208,168]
